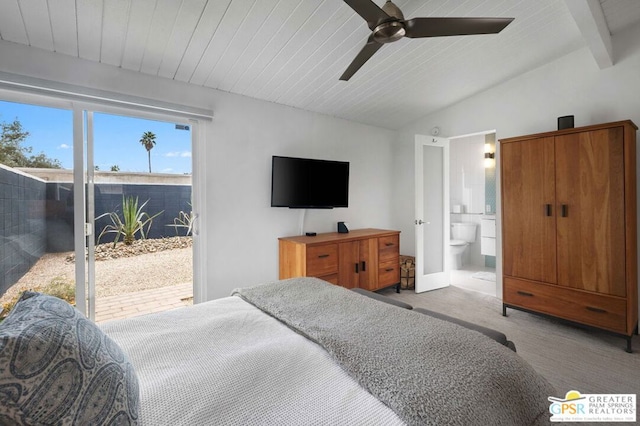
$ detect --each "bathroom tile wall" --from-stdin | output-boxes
[484,133,496,268]
[450,134,485,268]
[450,134,485,214]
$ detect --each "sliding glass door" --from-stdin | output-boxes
[0,98,76,320]
[81,109,196,321]
[0,92,201,323]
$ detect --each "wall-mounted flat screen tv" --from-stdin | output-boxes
[271,156,349,209]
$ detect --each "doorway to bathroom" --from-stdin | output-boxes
[448,130,497,297]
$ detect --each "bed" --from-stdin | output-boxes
[0,277,555,425]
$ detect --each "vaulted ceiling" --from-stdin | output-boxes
[0,0,639,130]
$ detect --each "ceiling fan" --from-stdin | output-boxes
[340,0,514,81]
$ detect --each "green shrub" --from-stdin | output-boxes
[0,277,75,321]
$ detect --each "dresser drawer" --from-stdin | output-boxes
[378,260,400,287]
[378,235,400,262]
[504,277,627,333]
[317,274,338,285]
[306,244,338,277]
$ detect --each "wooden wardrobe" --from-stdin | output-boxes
[500,120,638,351]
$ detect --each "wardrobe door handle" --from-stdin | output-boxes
[517,290,534,297]
[355,263,359,273]
[586,306,607,314]
[361,261,366,272]
[545,204,552,216]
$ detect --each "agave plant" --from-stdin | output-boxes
[167,203,194,236]
[97,196,163,247]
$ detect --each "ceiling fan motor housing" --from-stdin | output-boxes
[373,21,405,43]
[373,0,406,43]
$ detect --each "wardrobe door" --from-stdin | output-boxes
[501,137,557,283]
[555,128,626,296]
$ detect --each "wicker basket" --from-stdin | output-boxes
[399,255,415,290]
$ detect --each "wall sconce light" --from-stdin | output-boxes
[484,144,495,168]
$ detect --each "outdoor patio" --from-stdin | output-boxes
[95,282,192,323]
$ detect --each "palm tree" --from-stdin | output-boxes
[139,131,156,173]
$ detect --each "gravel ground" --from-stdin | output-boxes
[1,237,193,304]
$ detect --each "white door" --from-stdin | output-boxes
[415,135,450,293]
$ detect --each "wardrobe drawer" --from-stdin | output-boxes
[306,244,338,277]
[504,277,627,333]
[378,235,400,262]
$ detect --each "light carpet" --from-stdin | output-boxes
[380,285,640,416]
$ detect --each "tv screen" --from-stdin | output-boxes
[271,156,349,208]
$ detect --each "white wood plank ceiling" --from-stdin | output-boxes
[600,0,640,35]
[0,0,637,130]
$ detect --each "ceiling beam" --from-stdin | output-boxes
[564,0,613,68]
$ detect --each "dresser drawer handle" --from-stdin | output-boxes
[517,291,534,297]
[385,268,395,272]
[385,242,394,247]
[586,306,607,314]
[318,254,330,259]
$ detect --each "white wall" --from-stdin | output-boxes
[206,94,396,298]
[0,40,397,300]
[392,23,640,296]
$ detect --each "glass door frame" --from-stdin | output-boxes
[0,88,207,319]
[414,134,450,293]
[72,103,203,319]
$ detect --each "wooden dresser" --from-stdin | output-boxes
[279,228,400,291]
[500,120,638,351]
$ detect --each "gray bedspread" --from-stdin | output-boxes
[233,277,556,426]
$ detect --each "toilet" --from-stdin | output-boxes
[449,222,478,269]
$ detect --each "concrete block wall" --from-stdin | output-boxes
[0,166,46,295]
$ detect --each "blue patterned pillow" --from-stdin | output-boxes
[0,292,139,425]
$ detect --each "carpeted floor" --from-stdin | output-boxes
[379,285,640,413]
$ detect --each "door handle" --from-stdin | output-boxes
[415,219,424,225]
[561,204,568,217]
[361,261,366,272]
[545,204,552,217]
[355,263,359,273]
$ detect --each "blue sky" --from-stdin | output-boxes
[0,100,192,174]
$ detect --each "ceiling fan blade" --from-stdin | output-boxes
[340,35,384,81]
[404,17,514,38]
[344,0,390,30]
